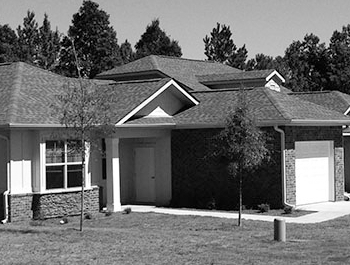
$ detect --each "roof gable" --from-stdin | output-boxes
[116,79,199,125]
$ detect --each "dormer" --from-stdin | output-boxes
[197,69,285,91]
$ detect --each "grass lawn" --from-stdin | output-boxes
[0,212,350,265]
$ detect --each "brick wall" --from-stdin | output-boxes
[283,126,344,205]
[9,187,100,222]
[171,127,282,210]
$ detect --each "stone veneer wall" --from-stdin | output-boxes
[283,126,344,205]
[171,127,283,210]
[9,186,100,222]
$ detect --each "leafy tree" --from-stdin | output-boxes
[120,39,135,64]
[214,89,268,226]
[135,19,182,59]
[57,0,120,78]
[52,43,115,231]
[0,24,18,63]
[37,14,61,70]
[328,24,350,93]
[283,34,329,92]
[17,10,39,63]
[203,23,247,69]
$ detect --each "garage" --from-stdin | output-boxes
[295,141,335,205]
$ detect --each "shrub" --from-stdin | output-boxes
[283,205,294,214]
[122,207,132,214]
[105,211,113,217]
[257,203,270,213]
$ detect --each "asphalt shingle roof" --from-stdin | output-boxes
[1,61,349,128]
[172,87,350,126]
[290,91,350,114]
[0,62,162,126]
[97,55,242,91]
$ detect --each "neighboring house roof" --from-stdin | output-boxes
[290,90,350,114]
[96,55,242,91]
[170,87,350,127]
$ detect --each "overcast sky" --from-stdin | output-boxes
[1,0,350,60]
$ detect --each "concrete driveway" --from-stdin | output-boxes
[123,201,350,224]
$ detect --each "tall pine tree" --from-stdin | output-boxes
[17,11,39,63]
[135,19,182,59]
[57,0,120,78]
[0,24,18,63]
[37,14,61,70]
[204,23,247,69]
[328,24,350,93]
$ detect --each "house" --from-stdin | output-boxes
[1,55,350,222]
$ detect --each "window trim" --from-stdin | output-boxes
[40,136,90,193]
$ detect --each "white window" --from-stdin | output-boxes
[45,140,83,190]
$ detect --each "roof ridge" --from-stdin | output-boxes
[155,55,233,65]
[262,88,292,120]
[7,62,24,123]
[150,55,161,70]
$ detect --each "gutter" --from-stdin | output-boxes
[0,134,10,223]
[273,126,294,208]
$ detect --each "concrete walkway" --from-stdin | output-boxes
[122,201,350,224]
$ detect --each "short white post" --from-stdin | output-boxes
[274,218,286,242]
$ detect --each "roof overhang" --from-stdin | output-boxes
[288,119,350,126]
[96,70,168,81]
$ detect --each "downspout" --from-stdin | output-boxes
[0,134,10,223]
[273,126,294,208]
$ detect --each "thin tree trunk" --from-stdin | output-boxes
[238,172,242,227]
[80,139,85,232]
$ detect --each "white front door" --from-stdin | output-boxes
[134,147,156,203]
[295,141,334,205]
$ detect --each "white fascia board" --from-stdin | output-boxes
[289,119,350,126]
[8,123,65,128]
[117,79,199,125]
[116,123,176,128]
[344,106,350,115]
[266,70,285,83]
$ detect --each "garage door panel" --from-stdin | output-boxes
[295,141,333,205]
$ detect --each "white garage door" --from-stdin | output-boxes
[295,141,334,205]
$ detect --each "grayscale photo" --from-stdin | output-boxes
[1,0,350,264]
